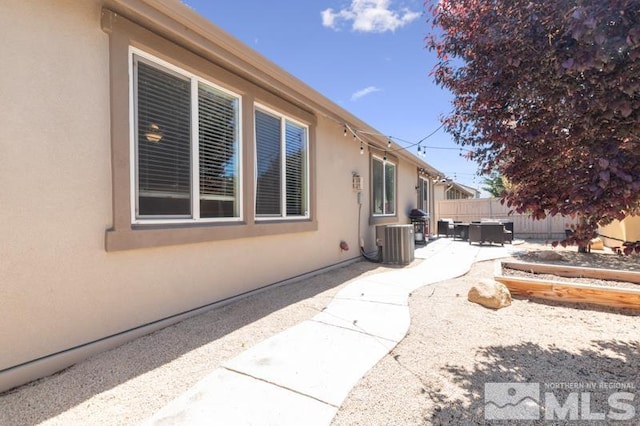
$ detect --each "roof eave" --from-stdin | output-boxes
[103,0,445,175]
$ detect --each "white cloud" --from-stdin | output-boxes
[351,86,381,101]
[321,0,420,33]
[321,9,338,28]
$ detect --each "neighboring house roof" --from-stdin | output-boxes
[435,179,477,198]
[104,0,445,178]
[457,183,480,197]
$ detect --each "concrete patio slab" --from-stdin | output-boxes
[344,269,413,286]
[222,320,395,407]
[332,278,409,305]
[312,298,410,342]
[144,368,336,426]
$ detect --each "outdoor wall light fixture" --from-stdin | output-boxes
[145,123,163,143]
[352,172,363,191]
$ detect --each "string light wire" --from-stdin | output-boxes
[330,114,477,183]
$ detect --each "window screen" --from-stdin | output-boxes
[372,157,396,216]
[255,110,282,216]
[136,60,192,216]
[198,83,240,218]
[372,158,384,215]
[255,108,309,218]
[285,122,307,216]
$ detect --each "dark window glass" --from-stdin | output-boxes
[136,60,192,216]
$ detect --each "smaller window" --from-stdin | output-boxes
[255,107,309,219]
[372,156,396,216]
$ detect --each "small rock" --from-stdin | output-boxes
[536,251,564,261]
[468,279,512,309]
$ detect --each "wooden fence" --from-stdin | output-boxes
[435,198,577,240]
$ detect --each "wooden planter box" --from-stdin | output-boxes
[494,261,640,311]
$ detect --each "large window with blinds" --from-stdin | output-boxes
[132,50,241,222]
[255,107,309,219]
[372,156,396,216]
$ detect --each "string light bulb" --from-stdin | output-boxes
[383,152,387,161]
[387,138,392,148]
[343,126,347,137]
[360,143,364,155]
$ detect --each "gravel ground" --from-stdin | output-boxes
[2,241,639,425]
[333,248,640,425]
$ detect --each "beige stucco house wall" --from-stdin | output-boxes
[598,216,640,248]
[0,0,446,392]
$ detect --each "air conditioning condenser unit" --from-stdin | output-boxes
[381,224,415,265]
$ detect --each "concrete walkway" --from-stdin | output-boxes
[144,239,520,425]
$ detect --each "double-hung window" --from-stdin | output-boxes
[372,156,396,216]
[255,107,309,219]
[132,49,241,223]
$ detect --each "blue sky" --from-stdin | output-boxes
[182,0,482,191]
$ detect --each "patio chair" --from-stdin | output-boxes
[469,223,506,246]
[437,219,454,237]
[481,219,513,244]
[452,222,469,240]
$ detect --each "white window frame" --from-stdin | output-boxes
[129,47,243,224]
[372,155,396,217]
[254,104,310,221]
